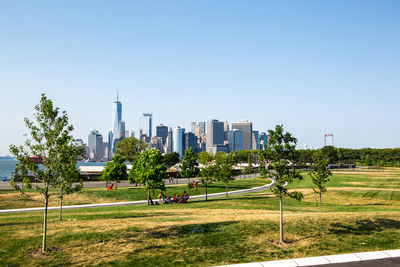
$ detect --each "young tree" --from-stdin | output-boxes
[115,136,146,164]
[244,154,254,175]
[130,149,166,205]
[9,94,77,252]
[215,152,235,196]
[198,151,215,201]
[54,142,85,220]
[258,125,303,244]
[310,150,332,206]
[180,148,199,183]
[100,154,127,189]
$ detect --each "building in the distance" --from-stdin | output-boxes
[232,121,253,150]
[111,94,122,154]
[224,121,229,141]
[119,120,126,138]
[141,113,153,142]
[228,130,243,152]
[252,130,260,150]
[156,124,168,145]
[259,132,268,149]
[88,130,104,161]
[206,120,224,148]
[208,144,229,154]
[107,131,113,160]
[185,132,198,152]
[164,127,173,153]
[191,121,206,140]
[125,130,134,138]
[172,127,185,157]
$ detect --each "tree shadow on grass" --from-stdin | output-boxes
[72,221,240,266]
[329,218,400,235]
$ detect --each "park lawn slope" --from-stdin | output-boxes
[1,170,400,266]
[0,178,268,210]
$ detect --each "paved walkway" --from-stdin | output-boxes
[215,249,400,267]
[0,178,273,213]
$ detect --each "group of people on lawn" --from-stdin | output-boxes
[158,191,189,204]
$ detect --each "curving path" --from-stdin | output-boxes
[0,178,275,214]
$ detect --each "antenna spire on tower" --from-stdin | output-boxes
[117,89,119,102]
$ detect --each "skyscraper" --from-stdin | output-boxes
[206,120,224,148]
[260,132,268,149]
[252,130,260,150]
[224,121,230,141]
[172,127,185,157]
[88,130,104,161]
[232,121,253,150]
[165,127,173,153]
[185,132,198,151]
[191,121,206,139]
[107,131,113,160]
[119,120,126,138]
[156,124,168,145]
[141,113,153,141]
[228,130,243,152]
[111,93,122,154]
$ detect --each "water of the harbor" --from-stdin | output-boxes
[0,158,106,180]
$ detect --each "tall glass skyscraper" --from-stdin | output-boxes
[112,93,122,154]
[141,113,153,141]
[172,126,185,158]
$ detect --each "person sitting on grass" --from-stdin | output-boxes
[182,191,189,203]
[172,194,179,203]
[158,192,166,204]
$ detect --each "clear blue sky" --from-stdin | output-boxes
[1,0,399,155]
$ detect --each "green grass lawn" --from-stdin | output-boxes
[0,178,269,210]
[1,171,400,266]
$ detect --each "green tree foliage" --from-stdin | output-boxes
[310,151,332,206]
[129,149,166,205]
[163,152,180,168]
[258,125,303,244]
[232,150,258,163]
[9,94,78,252]
[53,141,85,220]
[198,151,215,201]
[115,136,146,164]
[214,152,235,196]
[297,147,400,167]
[180,148,199,182]
[100,154,127,189]
[321,146,339,164]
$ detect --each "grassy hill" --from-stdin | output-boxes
[1,170,400,266]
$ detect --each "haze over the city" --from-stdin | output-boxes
[1,0,400,155]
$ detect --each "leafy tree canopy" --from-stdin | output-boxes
[180,148,199,178]
[163,152,180,168]
[115,136,146,164]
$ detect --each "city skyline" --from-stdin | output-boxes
[1,1,400,155]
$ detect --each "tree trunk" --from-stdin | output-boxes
[147,188,150,206]
[319,192,322,206]
[43,189,49,252]
[314,192,317,206]
[279,196,284,244]
[59,188,63,220]
[115,181,118,190]
[205,183,208,201]
[226,182,228,197]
